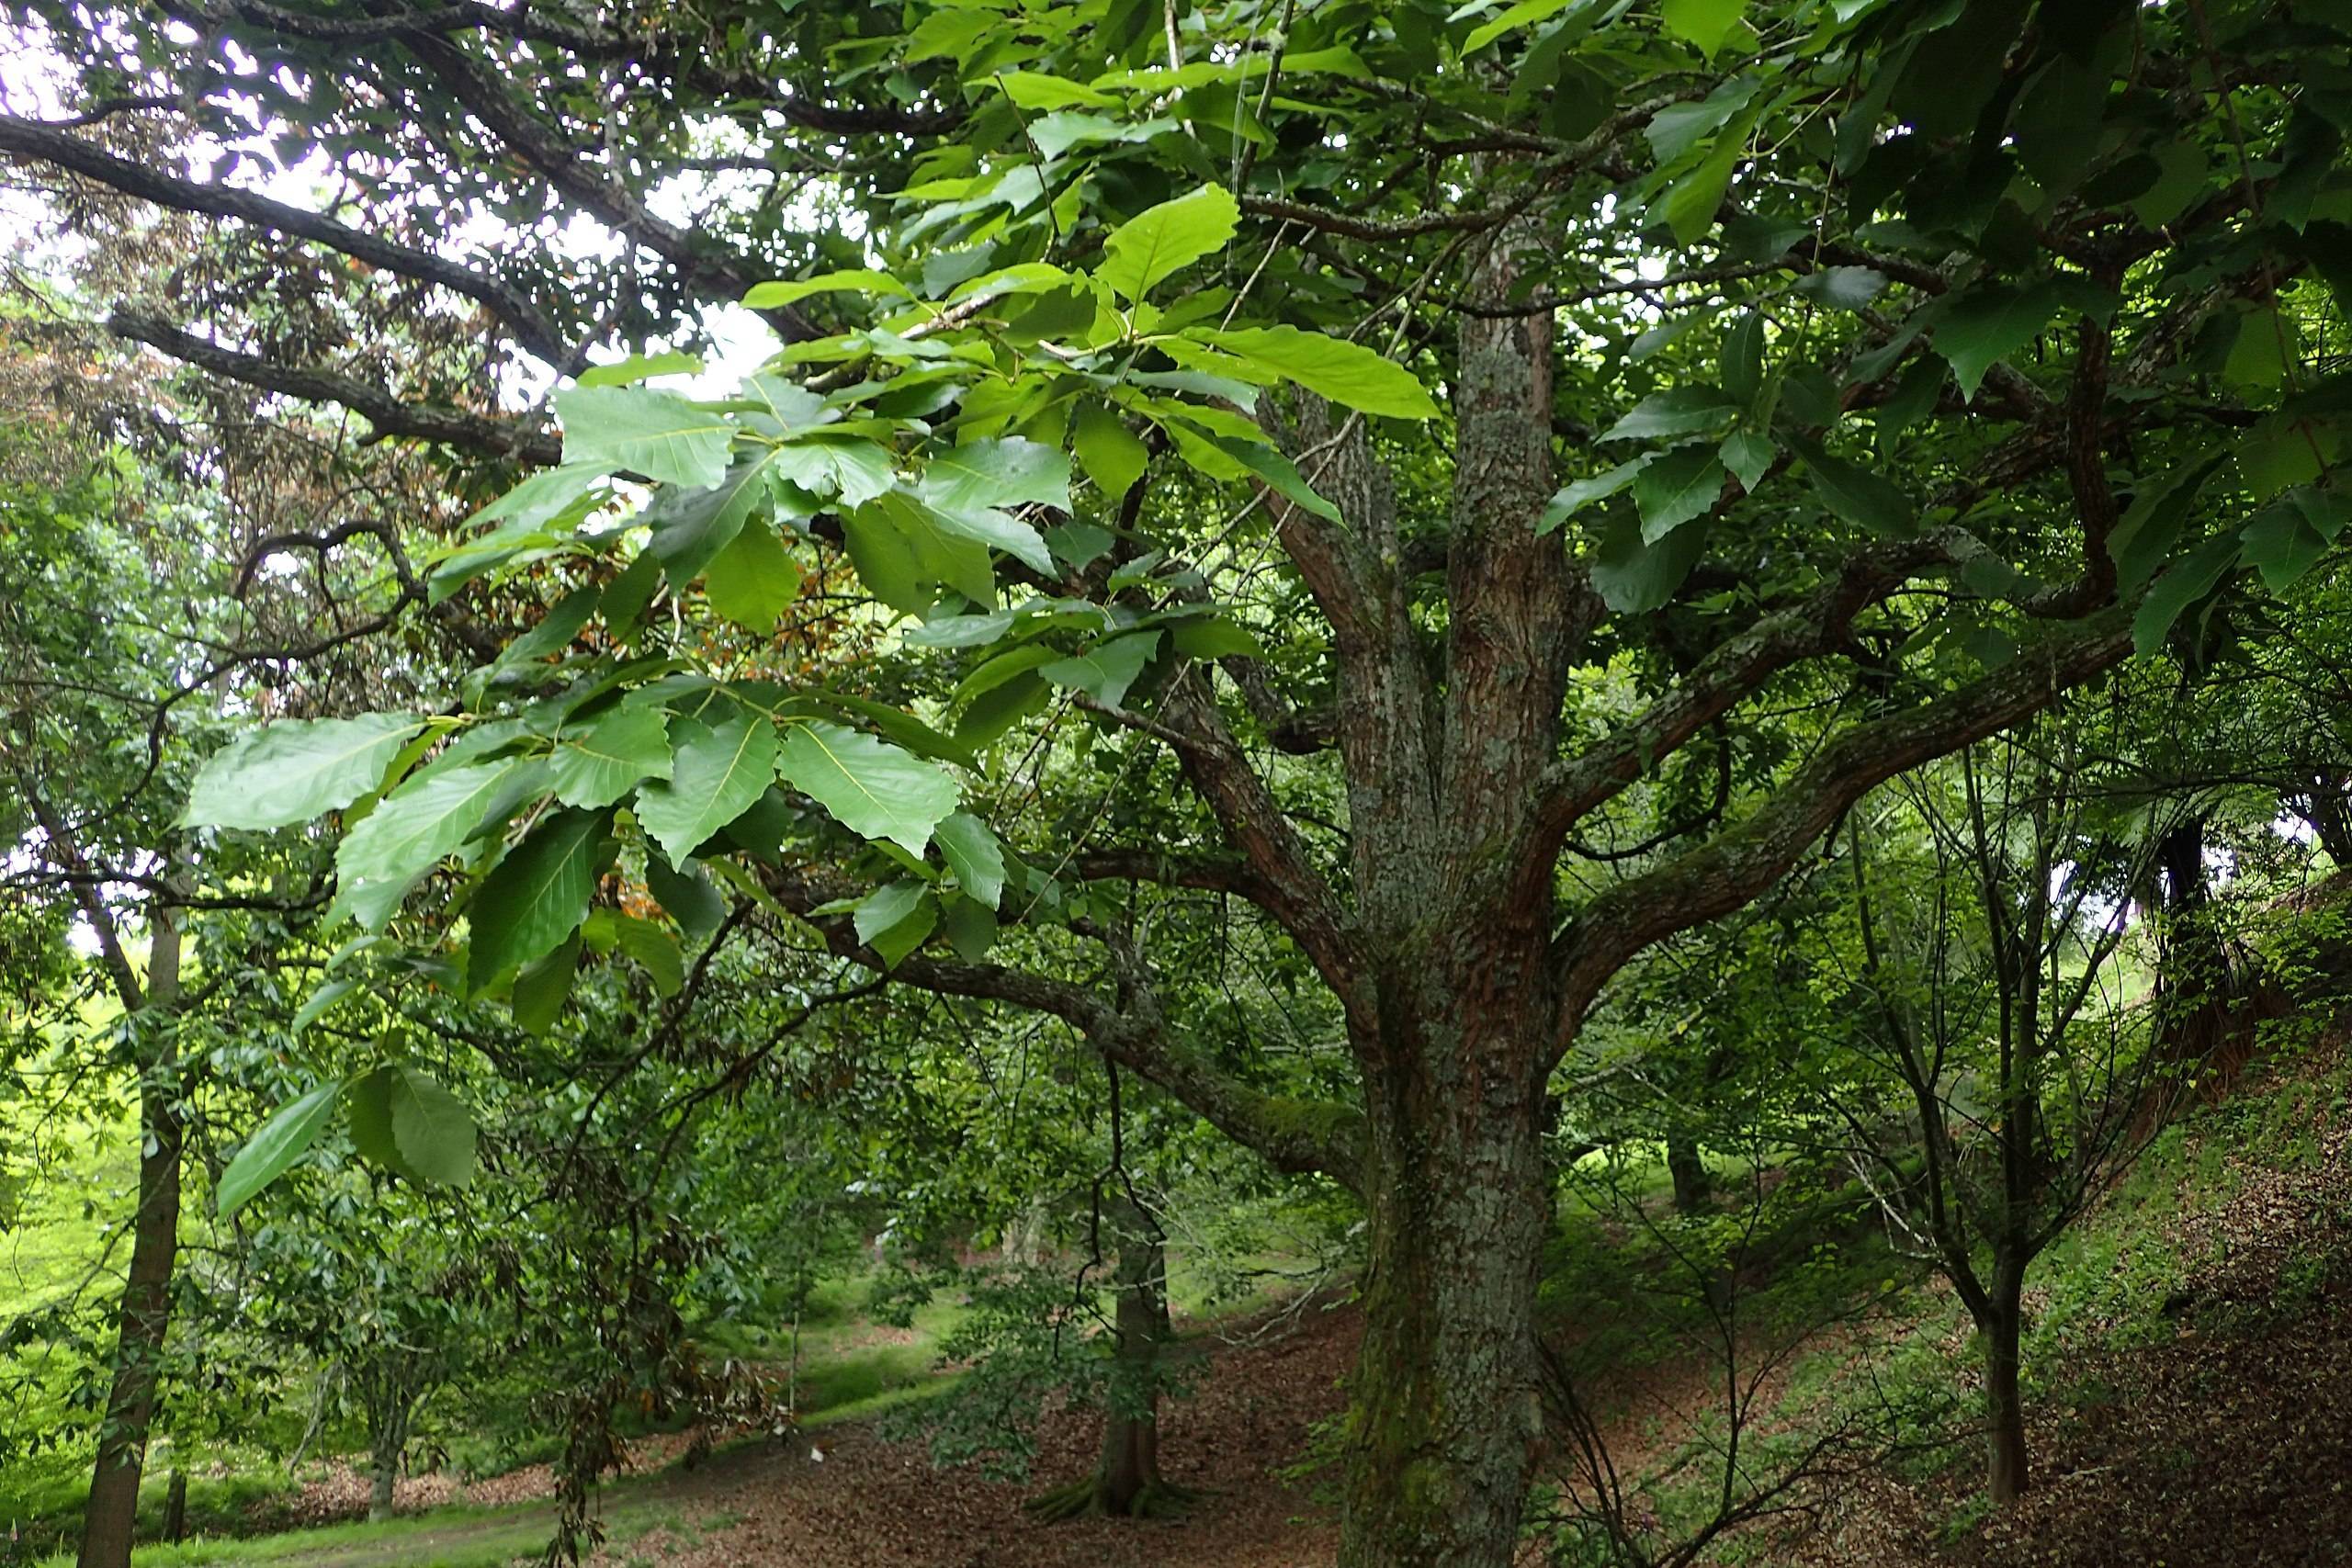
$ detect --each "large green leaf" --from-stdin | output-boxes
[2132,533,2240,655]
[1592,511,1712,613]
[334,754,547,931]
[1662,0,1747,56]
[1634,446,1727,541]
[510,931,582,1035]
[634,712,778,868]
[776,720,962,855]
[935,811,1006,908]
[1072,402,1149,497]
[467,808,608,992]
[1196,327,1439,420]
[704,519,805,634]
[1792,439,1915,536]
[349,1062,478,1187]
[1600,388,1736,443]
[1040,631,1161,707]
[1933,286,2059,403]
[216,1079,344,1217]
[1096,183,1239,301]
[642,450,783,585]
[548,705,675,810]
[184,713,422,830]
[555,386,736,487]
[644,854,728,939]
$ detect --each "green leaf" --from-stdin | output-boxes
[375,1062,478,1187]
[1662,0,1747,56]
[854,880,928,945]
[612,914,684,996]
[1073,402,1150,497]
[334,754,547,930]
[1170,615,1268,660]
[703,519,805,634]
[216,1080,344,1217]
[555,386,736,487]
[1040,631,1162,707]
[510,931,581,1035]
[576,351,703,389]
[1592,511,1711,613]
[1719,429,1776,492]
[548,706,675,811]
[2132,533,2240,655]
[776,720,963,855]
[2222,306,2292,389]
[1722,312,1765,409]
[1097,183,1240,301]
[996,70,1118,109]
[935,811,1006,908]
[741,269,915,308]
[1792,438,1915,536]
[643,853,727,939]
[1634,446,1726,540]
[2239,501,2331,592]
[1217,436,1343,520]
[635,712,778,868]
[1600,388,1736,443]
[642,450,783,586]
[942,893,1000,961]
[1645,78,1759,164]
[2129,141,2210,230]
[1935,286,2058,403]
[467,808,608,992]
[1464,0,1588,53]
[918,437,1073,513]
[2110,453,2228,590]
[1539,456,1657,534]
[1196,326,1439,419]
[289,978,357,1037]
[1793,266,1886,310]
[1659,127,1745,246]
[184,713,423,830]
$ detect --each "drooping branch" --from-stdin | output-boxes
[105,310,561,465]
[1548,610,2136,1058]
[0,114,568,363]
[757,863,1363,1188]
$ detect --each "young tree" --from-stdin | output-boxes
[1827,732,2168,1504]
[15,2,2348,1562]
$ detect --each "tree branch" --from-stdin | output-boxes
[0,114,568,362]
[105,310,561,465]
[1548,610,2135,1059]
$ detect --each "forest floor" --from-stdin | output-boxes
[35,1042,2352,1567]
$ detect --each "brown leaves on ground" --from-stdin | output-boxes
[588,1301,1359,1568]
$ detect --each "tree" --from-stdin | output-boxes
[1826,730,2170,1504]
[16,0,2350,1562]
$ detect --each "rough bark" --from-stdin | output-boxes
[1667,1135,1712,1215]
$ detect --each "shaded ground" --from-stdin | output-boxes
[589,1300,1358,1568]
[1812,1057,2352,1568]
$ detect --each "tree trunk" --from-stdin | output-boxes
[1028,1210,1186,1522]
[1099,1224,1169,1515]
[368,1450,397,1524]
[1667,1135,1710,1215]
[78,906,183,1568]
[1340,1027,1549,1568]
[163,1471,187,1543]
[1983,1302,2029,1506]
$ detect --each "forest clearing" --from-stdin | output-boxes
[6,0,2352,1562]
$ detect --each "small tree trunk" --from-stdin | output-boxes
[367,1393,410,1524]
[1983,1303,2030,1505]
[1030,1208,1187,1521]
[1667,1135,1710,1215]
[162,1472,187,1543]
[78,905,184,1568]
[368,1453,397,1524]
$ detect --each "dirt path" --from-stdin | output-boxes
[590,1302,1358,1568]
